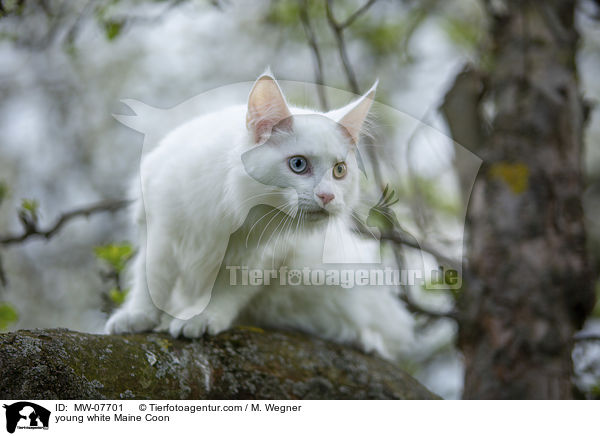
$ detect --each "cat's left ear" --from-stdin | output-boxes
[246,73,293,144]
[337,80,378,145]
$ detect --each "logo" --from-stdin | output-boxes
[3,402,50,433]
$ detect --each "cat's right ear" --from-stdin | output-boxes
[246,74,293,144]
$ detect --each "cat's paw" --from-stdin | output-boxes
[105,309,159,334]
[169,311,232,338]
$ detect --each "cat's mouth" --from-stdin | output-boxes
[302,208,329,222]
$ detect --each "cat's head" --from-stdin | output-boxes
[241,73,376,223]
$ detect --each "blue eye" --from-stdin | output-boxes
[288,156,308,174]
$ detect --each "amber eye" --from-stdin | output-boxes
[333,162,347,179]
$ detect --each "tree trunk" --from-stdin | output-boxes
[457,0,595,399]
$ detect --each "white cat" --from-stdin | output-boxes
[106,72,414,361]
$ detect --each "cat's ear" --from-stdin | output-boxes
[246,74,293,144]
[337,80,378,145]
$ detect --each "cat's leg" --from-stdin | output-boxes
[105,244,159,333]
[169,281,261,338]
[106,231,177,334]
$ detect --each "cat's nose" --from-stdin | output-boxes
[317,192,335,206]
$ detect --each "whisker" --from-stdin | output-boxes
[373,208,396,220]
[351,211,379,241]
[291,209,304,265]
[257,202,294,252]
[262,203,295,265]
[245,205,285,248]
[274,211,296,268]
[223,191,288,221]
[333,216,347,261]
[298,210,307,263]
[270,208,293,266]
[246,200,295,243]
[252,205,287,249]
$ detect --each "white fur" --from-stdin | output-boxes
[106,73,414,361]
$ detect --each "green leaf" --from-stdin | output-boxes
[0,302,18,330]
[0,181,8,207]
[94,242,133,273]
[366,209,394,232]
[0,0,27,17]
[263,0,324,41]
[104,20,124,41]
[109,288,128,306]
[20,198,39,214]
[442,17,482,51]
[19,198,39,223]
[592,281,600,318]
[354,21,407,57]
[265,0,302,27]
[413,178,461,217]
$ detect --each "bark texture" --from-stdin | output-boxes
[0,328,437,400]
[457,0,595,399]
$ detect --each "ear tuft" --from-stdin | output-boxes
[262,65,274,77]
[246,73,292,144]
[338,81,378,144]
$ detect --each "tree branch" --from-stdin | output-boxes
[352,208,462,272]
[399,293,458,320]
[325,0,374,94]
[574,333,600,342]
[0,328,439,399]
[387,232,459,321]
[0,253,6,287]
[0,199,130,246]
[339,0,377,29]
[373,228,462,272]
[299,0,329,110]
